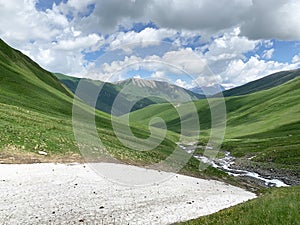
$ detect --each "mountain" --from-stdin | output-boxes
[115,77,204,101]
[0,38,117,159]
[222,69,300,97]
[0,40,145,162]
[0,39,80,117]
[55,75,204,116]
[1,39,221,180]
[189,84,225,96]
[129,75,300,179]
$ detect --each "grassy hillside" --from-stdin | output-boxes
[128,76,300,176]
[178,186,300,225]
[0,40,75,116]
[0,38,110,158]
[223,68,300,97]
[0,39,229,182]
[55,73,172,115]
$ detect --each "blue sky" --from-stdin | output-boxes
[0,0,300,88]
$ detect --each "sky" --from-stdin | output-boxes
[0,0,300,89]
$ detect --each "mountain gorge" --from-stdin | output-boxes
[129,74,300,184]
[0,39,218,179]
[1,38,299,183]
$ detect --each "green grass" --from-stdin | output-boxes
[0,38,231,182]
[178,186,300,225]
[2,38,299,225]
[194,148,226,158]
[129,76,300,174]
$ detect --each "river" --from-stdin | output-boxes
[180,143,289,187]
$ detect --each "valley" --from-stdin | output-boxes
[0,38,299,224]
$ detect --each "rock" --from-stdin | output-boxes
[38,151,48,156]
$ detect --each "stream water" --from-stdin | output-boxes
[180,144,289,187]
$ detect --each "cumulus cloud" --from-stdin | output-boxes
[99,48,208,79]
[76,0,149,34]
[0,0,106,77]
[240,0,300,40]
[292,54,300,64]
[108,27,177,51]
[262,48,275,59]
[147,0,250,33]
[70,0,300,40]
[53,34,104,51]
[93,47,218,86]
[221,56,300,86]
[0,0,299,88]
[203,28,259,62]
[174,79,193,89]
[0,0,68,46]
[149,71,174,83]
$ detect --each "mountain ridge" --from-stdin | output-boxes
[55,74,204,115]
[222,68,300,97]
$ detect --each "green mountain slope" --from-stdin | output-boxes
[0,39,174,164]
[222,68,300,97]
[0,38,112,157]
[129,76,300,176]
[0,39,227,182]
[55,74,203,116]
[54,73,162,116]
[180,186,300,225]
[0,39,75,116]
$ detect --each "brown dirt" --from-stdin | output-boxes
[0,144,84,164]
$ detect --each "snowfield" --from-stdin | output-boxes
[0,163,256,224]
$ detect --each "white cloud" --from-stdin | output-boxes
[0,0,106,77]
[71,0,300,40]
[150,71,167,81]
[99,48,208,80]
[175,79,193,89]
[54,34,104,51]
[37,48,55,65]
[67,0,95,11]
[159,48,207,75]
[0,0,68,46]
[262,48,275,59]
[93,47,219,86]
[204,28,259,62]
[108,27,177,51]
[263,40,274,48]
[0,0,299,89]
[292,54,300,63]
[221,56,300,86]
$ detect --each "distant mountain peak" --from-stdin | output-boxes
[117,78,159,88]
[189,84,225,96]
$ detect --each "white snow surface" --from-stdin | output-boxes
[0,163,256,224]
